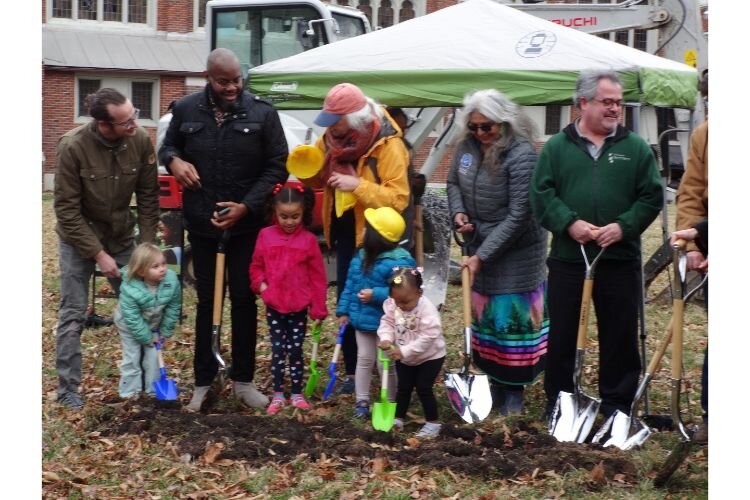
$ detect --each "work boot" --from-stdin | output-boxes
[693,421,708,444]
[234,381,269,408]
[58,392,84,411]
[186,386,210,412]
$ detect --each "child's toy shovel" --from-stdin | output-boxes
[372,349,397,431]
[323,324,347,400]
[304,321,322,399]
[153,335,179,401]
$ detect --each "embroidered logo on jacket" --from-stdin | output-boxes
[608,153,631,164]
[459,153,473,175]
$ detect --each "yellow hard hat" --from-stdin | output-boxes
[364,207,405,243]
[286,144,324,179]
[335,189,357,218]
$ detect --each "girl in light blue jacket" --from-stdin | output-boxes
[114,243,181,398]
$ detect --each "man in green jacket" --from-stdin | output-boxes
[54,88,160,410]
[530,69,663,423]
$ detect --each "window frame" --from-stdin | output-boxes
[74,74,159,127]
[47,0,153,27]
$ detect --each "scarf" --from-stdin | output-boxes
[320,118,381,183]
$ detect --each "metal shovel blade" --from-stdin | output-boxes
[597,410,651,450]
[550,390,601,443]
[372,351,397,431]
[444,371,492,424]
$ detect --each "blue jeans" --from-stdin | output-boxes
[56,240,133,397]
[118,329,159,398]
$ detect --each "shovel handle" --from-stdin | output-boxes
[378,350,390,398]
[414,205,424,268]
[156,344,165,370]
[212,252,227,324]
[576,278,594,349]
[461,256,472,328]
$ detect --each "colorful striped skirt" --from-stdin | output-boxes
[470,281,548,386]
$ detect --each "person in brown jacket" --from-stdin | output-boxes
[674,70,708,443]
[54,88,160,410]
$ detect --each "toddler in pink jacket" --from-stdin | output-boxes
[250,184,328,414]
[378,267,446,438]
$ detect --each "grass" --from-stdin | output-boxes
[40,195,708,498]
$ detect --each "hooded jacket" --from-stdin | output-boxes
[336,247,415,333]
[114,268,182,345]
[304,110,410,247]
[158,86,289,238]
[249,223,328,320]
[54,122,160,259]
[530,123,663,263]
[377,296,446,366]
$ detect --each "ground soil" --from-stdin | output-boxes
[94,394,638,485]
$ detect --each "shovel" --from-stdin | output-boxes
[152,334,179,401]
[210,229,231,387]
[412,173,426,268]
[372,349,397,431]
[592,272,707,449]
[549,243,605,443]
[654,239,695,487]
[323,323,347,400]
[443,226,492,424]
[303,321,322,399]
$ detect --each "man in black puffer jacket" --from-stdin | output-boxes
[159,48,288,411]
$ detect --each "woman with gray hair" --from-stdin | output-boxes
[447,89,549,415]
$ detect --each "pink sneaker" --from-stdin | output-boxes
[266,395,286,415]
[290,394,311,410]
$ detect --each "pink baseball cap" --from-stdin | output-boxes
[314,83,367,127]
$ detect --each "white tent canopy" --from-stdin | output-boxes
[248,0,697,109]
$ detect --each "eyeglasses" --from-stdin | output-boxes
[591,98,623,108]
[210,76,243,88]
[110,108,140,128]
[467,122,497,133]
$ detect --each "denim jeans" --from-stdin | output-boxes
[56,240,133,397]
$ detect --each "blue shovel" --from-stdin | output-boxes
[153,333,179,401]
[323,324,347,400]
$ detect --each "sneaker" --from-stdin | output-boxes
[234,381,270,408]
[393,418,404,431]
[290,394,312,410]
[58,392,83,410]
[186,386,210,412]
[415,422,442,439]
[267,394,286,415]
[338,376,355,395]
[693,421,708,444]
[354,400,370,419]
[499,389,524,416]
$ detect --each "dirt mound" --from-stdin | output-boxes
[95,398,637,482]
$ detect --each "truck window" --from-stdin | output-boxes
[212,6,328,73]
[331,13,367,40]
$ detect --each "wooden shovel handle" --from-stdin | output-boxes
[212,252,226,325]
[646,316,674,376]
[414,205,424,268]
[576,278,594,349]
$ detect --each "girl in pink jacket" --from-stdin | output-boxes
[378,267,446,438]
[250,184,328,414]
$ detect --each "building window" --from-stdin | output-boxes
[358,0,372,25]
[50,0,150,24]
[197,0,209,28]
[399,0,414,22]
[598,32,610,40]
[634,29,647,51]
[78,79,101,117]
[378,0,393,28]
[338,0,350,5]
[131,82,154,119]
[615,30,629,45]
[53,0,72,18]
[76,75,158,123]
[544,105,562,136]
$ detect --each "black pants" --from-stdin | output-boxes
[189,231,259,387]
[702,278,708,421]
[332,209,358,376]
[395,357,444,421]
[544,258,641,416]
[267,307,307,394]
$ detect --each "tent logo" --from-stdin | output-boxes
[516,31,556,58]
[270,82,299,92]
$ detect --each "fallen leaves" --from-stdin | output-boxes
[200,442,224,465]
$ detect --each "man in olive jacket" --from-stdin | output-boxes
[530,70,663,422]
[158,48,288,411]
[54,88,160,410]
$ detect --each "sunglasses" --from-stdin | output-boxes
[467,122,496,133]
